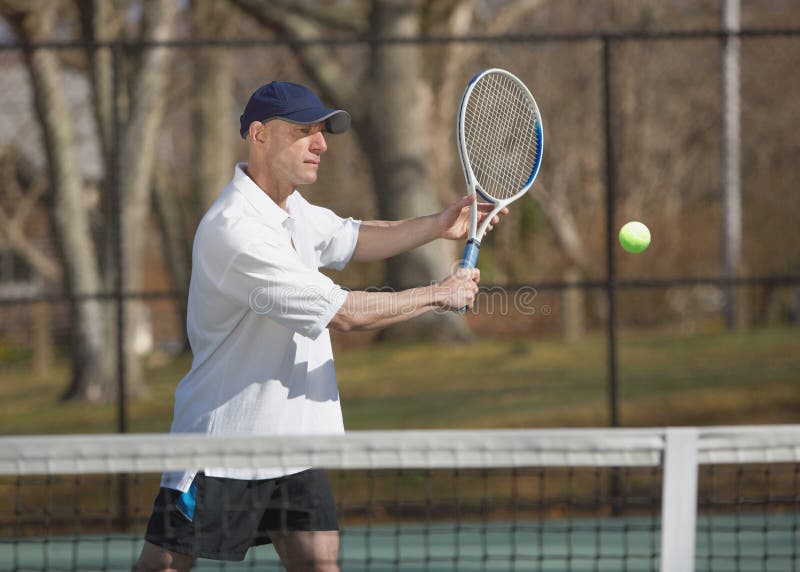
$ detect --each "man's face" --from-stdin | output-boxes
[263,120,328,188]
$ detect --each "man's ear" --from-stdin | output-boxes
[249,121,268,144]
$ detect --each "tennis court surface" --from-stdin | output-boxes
[1,427,797,571]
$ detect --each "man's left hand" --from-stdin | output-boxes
[438,194,508,240]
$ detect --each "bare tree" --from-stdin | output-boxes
[74,0,181,398]
[192,0,236,213]
[141,0,239,335]
[80,0,190,356]
[1,0,114,401]
[76,0,121,283]
[76,0,118,172]
[362,0,471,340]
[1,0,180,401]
[116,0,180,394]
[0,150,59,283]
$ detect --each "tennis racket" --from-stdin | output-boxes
[457,68,543,273]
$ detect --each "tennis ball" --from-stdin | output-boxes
[619,221,651,253]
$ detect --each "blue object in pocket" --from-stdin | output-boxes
[176,476,198,521]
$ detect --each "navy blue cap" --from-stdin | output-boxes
[239,81,351,139]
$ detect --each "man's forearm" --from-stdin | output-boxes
[328,287,440,332]
[351,215,442,262]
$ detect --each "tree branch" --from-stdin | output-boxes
[75,0,121,159]
[231,0,364,118]
[0,157,61,281]
[265,0,366,33]
[532,177,591,274]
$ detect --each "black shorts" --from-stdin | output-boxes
[144,469,338,561]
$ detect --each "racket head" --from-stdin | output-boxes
[457,69,543,210]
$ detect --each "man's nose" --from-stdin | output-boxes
[311,131,327,154]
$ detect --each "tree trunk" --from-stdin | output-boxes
[192,0,235,213]
[366,0,471,341]
[561,266,585,342]
[152,161,190,345]
[118,0,179,396]
[76,0,122,286]
[77,0,118,170]
[5,5,114,401]
[532,175,593,339]
[32,300,54,376]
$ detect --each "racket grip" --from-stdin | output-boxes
[457,239,481,313]
[459,239,481,269]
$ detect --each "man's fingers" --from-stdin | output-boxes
[483,215,502,233]
[440,267,481,310]
[476,206,509,222]
[476,203,508,213]
[476,206,508,235]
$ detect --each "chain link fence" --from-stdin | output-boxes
[1,27,799,433]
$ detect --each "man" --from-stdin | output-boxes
[135,81,503,572]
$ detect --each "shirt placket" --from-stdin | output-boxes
[284,215,312,269]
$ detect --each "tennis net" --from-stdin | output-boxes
[0,426,797,571]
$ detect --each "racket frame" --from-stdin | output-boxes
[456,68,543,269]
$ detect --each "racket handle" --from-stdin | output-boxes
[459,239,481,269]
[457,239,481,313]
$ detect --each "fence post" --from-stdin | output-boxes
[660,428,699,572]
[602,37,619,428]
[112,40,127,435]
[111,40,129,531]
[722,0,742,330]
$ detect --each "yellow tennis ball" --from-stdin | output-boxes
[619,221,651,253]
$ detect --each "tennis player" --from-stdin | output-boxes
[135,81,504,572]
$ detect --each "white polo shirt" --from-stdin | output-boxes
[161,163,360,491]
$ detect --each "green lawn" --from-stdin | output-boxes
[1,328,799,435]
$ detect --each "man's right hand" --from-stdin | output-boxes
[435,268,480,311]
[329,267,481,333]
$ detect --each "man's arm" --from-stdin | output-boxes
[351,195,507,262]
[351,215,442,262]
[328,268,480,332]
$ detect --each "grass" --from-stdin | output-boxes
[0,327,798,435]
[1,329,798,542]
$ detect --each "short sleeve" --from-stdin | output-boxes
[301,203,361,270]
[218,240,348,340]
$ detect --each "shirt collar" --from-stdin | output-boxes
[231,163,295,229]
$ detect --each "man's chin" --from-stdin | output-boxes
[294,176,318,187]
[298,170,318,185]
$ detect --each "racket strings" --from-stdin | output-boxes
[470,76,538,198]
[463,73,541,201]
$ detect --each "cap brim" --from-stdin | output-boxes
[281,108,351,134]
